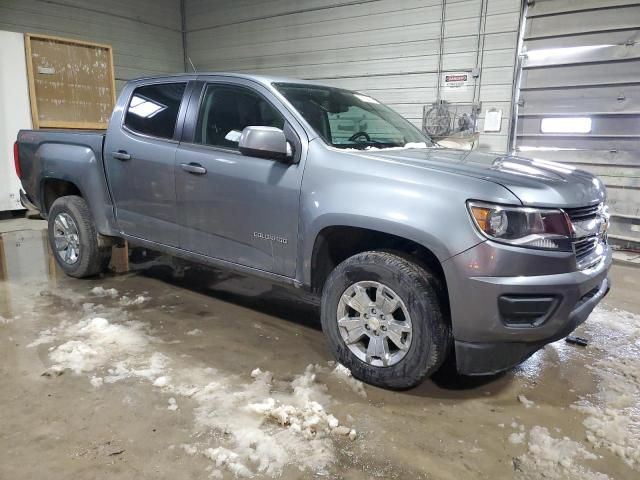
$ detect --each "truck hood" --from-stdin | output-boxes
[354,147,606,208]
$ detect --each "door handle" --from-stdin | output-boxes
[112,150,131,161]
[180,162,207,175]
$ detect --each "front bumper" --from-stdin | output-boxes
[443,240,612,375]
[455,276,609,375]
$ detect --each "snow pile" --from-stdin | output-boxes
[181,443,198,455]
[90,286,119,298]
[518,394,535,408]
[28,315,169,386]
[90,376,104,388]
[204,447,253,478]
[181,365,349,477]
[246,367,356,440]
[570,308,640,470]
[153,375,171,387]
[185,329,202,336]
[29,314,356,478]
[119,295,150,306]
[514,307,639,479]
[82,302,96,312]
[39,287,87,305]
[516,426,607,480]
[0,315,12,324]
[88,287,149,307]
[33,317,151,374]
[103,352,170,384]
[27,328,57,347]
[296,363,367,399]
[331,363,367,398]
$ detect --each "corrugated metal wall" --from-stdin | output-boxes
[512,0,640,245]
[184,0,522,152]
[0,0,184,92]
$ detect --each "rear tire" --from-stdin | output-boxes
[48,195,110,278]
[321,251,451,390]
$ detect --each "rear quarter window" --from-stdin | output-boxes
[124,82,187,139]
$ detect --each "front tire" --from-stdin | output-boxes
[321,251,451,389]
[48,195,109,278]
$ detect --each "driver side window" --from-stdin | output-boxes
[194,84,285,149]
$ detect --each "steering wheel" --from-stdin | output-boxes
[349,131,371,142]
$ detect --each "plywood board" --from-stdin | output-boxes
[24,33,116,129]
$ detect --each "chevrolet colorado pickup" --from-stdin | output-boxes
[15,73,612,389]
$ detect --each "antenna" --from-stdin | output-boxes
[188,57,197,73]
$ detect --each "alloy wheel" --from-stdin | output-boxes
[337,281,413,367]
[53,212,81,265]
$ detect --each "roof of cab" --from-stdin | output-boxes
[128,72,333,89]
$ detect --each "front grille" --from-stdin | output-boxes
[573,236,598,261]
[565,203,607,269]
[564,203,601,221]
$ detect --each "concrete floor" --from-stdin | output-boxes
[1,225,638,479]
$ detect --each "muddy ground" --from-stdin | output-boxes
[0,227,638,479]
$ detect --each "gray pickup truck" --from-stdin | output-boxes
[15,73,611,389]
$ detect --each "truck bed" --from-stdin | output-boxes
[15,129,118,235]
[17,129,106,212]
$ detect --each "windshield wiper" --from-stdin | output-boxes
[335,142,405,150]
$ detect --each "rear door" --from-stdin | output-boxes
[175,78,307,277]
[104,80,192,246]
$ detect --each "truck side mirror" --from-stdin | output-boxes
[238,126,294,162]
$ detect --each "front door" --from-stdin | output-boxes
[104,81,188,246]
[175,81,305,277]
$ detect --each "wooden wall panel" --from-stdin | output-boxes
[25,34,116,129]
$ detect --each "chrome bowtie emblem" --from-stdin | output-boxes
[572,217,603,238]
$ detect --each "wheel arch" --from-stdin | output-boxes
[32,139,119,236]
[319,249,453,389]
[306,222,450,320]
[40,177,84,215]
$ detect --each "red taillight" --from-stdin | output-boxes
[13,141,22,178]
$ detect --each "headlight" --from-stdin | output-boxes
[467,201,573,251]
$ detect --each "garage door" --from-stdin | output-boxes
[512,0,640,246]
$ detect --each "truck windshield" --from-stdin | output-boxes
[274,83,432,150]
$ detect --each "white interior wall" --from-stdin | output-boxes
[0,31,32,212]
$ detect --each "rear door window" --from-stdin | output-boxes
[124,82,187,139]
